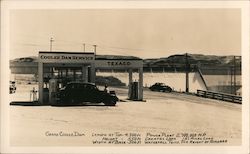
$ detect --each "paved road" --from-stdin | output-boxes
[10,84,241,146]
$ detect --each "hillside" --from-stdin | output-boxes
[143,54,241,67]
[10,53,241,75]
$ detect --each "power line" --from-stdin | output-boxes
[14,34,163,52]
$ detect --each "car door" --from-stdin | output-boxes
[85,84,99,103]
[67,84,78,101]
[79,84,87,102]
[67,83,85,103]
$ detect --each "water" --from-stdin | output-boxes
[97,72,207,93]
[11,73,242,94]
[203,75,242,86]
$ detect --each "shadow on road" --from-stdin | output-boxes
[9,101,118,107]
[10,101,45,106]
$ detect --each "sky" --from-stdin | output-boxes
[9,9,241,59]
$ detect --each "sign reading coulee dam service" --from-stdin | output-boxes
[38,52,95,63]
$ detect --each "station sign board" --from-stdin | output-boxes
[38,52,95,63]
[95,60,143,69]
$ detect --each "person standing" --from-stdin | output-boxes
[104,84,109,93]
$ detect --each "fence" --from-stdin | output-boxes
[196,90,242,104]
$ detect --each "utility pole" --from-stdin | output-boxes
[83,43,85,52]
[185,53,189,93]
[93,45,97,58]
[230,56,237,95]
[50,37,54,52]
[233,56,236,95]
[230,66,233,94]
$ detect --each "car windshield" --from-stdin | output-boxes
[86,84,98,90]
[158,83,166,86]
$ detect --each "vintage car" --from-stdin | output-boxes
[149,82,172,92]
[55,82,118,106]
[9,81,16,94]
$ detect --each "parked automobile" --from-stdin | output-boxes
[9,81,16,94]
[55,82,118,106]
[149,83,172,92]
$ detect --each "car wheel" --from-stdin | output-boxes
[51,102,60,106]
[57,98,74,106]
[69,98,79,105]
[104,100,116,106]
[71,99,74,103]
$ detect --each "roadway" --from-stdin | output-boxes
[9,84,241,146]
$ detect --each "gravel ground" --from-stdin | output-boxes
[10,84,241,146]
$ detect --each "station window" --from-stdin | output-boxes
[43,66,84,88]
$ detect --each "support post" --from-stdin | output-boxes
[233,56,236,95]
[230,66,233,94]
[128,69,133,98]
[185,53,189,93]
[38,62,43,104]
[138,68,143,100]
[82,65,88,82]
[90,63,96,83]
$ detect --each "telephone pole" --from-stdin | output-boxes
[185,53,189,93]
[93,45,97,57]
[230,56,239,95]
[233,56,236,95]
[50,37,54,52]
[83,43,85,52]
[230,66,233,94]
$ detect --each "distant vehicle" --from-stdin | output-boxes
[9,81,16,94]
[149,83,172,92]
[55,82,118,106]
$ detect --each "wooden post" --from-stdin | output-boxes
[185,53,189,93]
[138,68,143,100]
[128,69,133,99]
[38,62,43,104]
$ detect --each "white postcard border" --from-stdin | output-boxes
[1,1,249,154]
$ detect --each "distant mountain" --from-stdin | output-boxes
[11,56,38,62]
[143,54,241,67]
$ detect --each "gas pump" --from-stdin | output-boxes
[129,81,139,100]
[49,79,58,104]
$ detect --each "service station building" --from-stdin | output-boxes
[38,51,143,104]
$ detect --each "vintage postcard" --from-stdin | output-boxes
[1,0,249,154]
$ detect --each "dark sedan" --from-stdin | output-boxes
[149,83,172,92]
[55,82,118,106]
